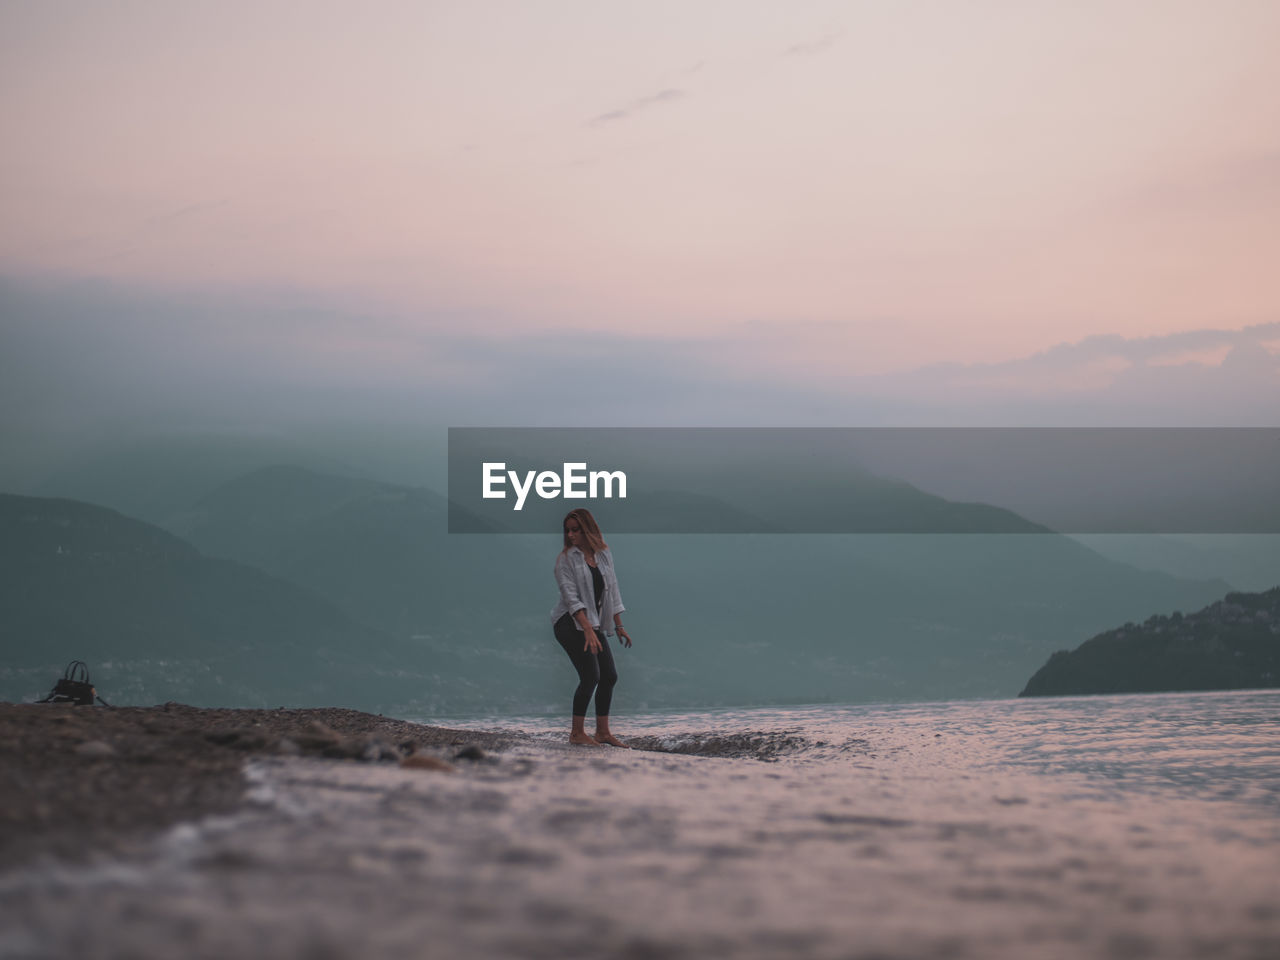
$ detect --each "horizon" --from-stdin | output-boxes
[1,1,1277,600]
[5,7,1280,950]
[2,272,1278,493]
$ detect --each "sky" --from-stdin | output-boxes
[1,0,1279,460]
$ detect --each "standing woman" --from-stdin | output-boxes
[551,508,633,746]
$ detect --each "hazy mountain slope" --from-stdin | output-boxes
[28,435,367,529]
[1071,534,1280,593]
[170,466,1233,707]
[0,493,470,711]
[174,465,549,639]
[609,532,1232,703]
[1020,587,1280,697]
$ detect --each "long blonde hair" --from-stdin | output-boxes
[561,508,607,554]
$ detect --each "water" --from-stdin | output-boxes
[4,690,1280,959]
[429,688,1280,809]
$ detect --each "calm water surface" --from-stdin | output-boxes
[429,688,1280,810]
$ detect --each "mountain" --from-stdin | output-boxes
[0,493,471,712]
[166,464,1234,708]
[1070,534,1280,593]
[607,531,1233,704]
[8,439,1246,715]
[28,434,366,529]
[1019,587,1280,697]
[172,464,550,639]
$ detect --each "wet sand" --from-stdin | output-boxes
[0,703,514,866]
[3,701,1280,959]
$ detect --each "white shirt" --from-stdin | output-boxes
[551,546,626,634]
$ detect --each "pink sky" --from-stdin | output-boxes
[2,1,1279,375]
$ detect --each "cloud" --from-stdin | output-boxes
[587,88,686,127]
[141,199,231,228]
[4,275,1278,493]
[1116,150,1280,217]
[903,322,1280,384]
[784,31,844,58]
[860,322,1280,424]
[1028,323,1280,369]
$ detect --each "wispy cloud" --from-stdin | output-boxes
[141,199,230,227]
[1116,150,1280,216]
[784,30,844,58]
[1026,323,1280,369]
[858,322,1280,423]
[4,277,1278,485]
[587,88,686,128]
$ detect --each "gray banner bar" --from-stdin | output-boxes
[447,428,1280,534]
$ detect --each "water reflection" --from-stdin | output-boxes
[429,689,1280,810]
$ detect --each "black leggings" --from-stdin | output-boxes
[553,612,618,718]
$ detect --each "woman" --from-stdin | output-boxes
[551,508,633,747]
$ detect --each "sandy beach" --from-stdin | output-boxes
[3,698,1280,960]
[0,703,514,867]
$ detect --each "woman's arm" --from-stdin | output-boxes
[604,550,631,648]
[613,618,632,648]
[556,552,601,653]
[575,608,602,653]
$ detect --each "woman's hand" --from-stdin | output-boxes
[616,625,633,648]
[583,627,602,654]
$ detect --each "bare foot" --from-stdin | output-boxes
[594,732,630,748]
[569,732,601,746]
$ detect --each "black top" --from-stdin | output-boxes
[590,562,605,614]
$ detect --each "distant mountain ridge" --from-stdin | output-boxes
[0,493,465,711]
[173,464,549,639]
[1019,587,1280,697]
[4,453,1245,714]
[164,463,1234,707]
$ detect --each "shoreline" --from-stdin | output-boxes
[0,702,516,867]
[4,697,1280,958]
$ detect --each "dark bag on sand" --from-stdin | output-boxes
[37,660,109,706]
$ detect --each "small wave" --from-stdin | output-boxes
[627,730,816,762]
